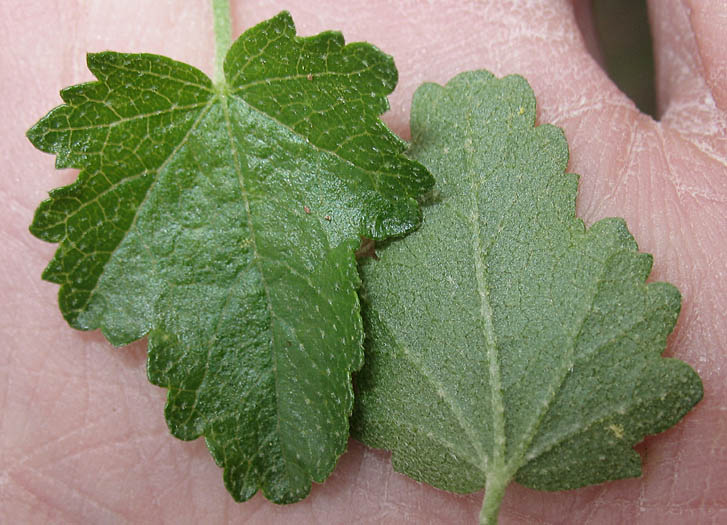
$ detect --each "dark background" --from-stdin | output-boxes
[592,0,656,117]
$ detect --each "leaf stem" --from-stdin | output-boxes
[212,0,232,85]
[479,473,508,525]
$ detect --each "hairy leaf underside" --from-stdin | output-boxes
[352,71,703,522]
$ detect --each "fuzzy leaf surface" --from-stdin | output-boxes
[352,71,703,522]
[27,11,432,503]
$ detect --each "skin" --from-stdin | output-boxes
[1,0,725,522]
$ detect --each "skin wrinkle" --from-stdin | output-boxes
[10,464,132,524]
[2,0,725,523]
[653,129,726,285]
[582,485,610,524]
[684,132,727,171]
[14,415,123,471]
[604,114,640,205]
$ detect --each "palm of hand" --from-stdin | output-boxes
[2,1,725,523]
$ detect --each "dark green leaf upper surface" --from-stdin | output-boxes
[28,11,432,503]
[352,71,702,522]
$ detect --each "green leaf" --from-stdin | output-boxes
[28,11,432,503]
[351,70,703,523]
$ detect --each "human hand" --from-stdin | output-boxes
[2,1,725,523]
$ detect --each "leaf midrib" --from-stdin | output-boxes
[218,88,294,484]
[462,108,507,480]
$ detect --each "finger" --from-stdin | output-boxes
[572,0,607,70]
[648,0,726,128]
[684,0,727,111]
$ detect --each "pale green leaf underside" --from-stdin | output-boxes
[352,71,702,520]
[28,12,432,503]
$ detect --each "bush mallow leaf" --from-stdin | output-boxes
[27,11,433,504]
[351,70,703,524]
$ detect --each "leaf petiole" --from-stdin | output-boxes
[480,472,509,525]
[212,0,232,85]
